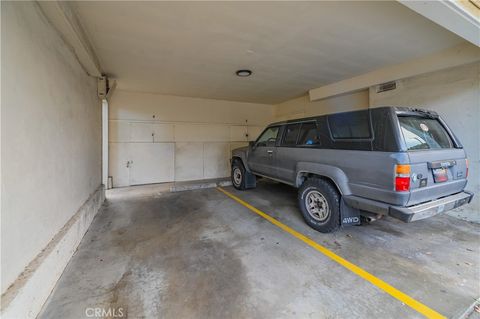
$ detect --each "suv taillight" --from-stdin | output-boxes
[395,164,411,192]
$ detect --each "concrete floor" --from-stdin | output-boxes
[39,180,479,319]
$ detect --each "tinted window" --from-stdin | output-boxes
[328,110,371,139]
[298,122,320,146]
[398,116,453,151]
[281,123,301,146]
[256,126,279,147]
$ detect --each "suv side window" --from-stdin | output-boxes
[255,126,279,147]
[281,123,301,146]
[297,122,320,146]
[328,110,371,139]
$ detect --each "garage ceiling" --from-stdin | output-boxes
[74,1,464,104]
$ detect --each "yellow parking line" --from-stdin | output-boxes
[217,187,446,319]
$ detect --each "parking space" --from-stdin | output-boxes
[39,181,478,319]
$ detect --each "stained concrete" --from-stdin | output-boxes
[105,178,231,200]
[39,180,479,319]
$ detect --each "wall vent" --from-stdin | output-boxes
[376,81,397,93]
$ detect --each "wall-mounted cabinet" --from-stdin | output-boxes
[109,120,262,143]
[108,120,265,187]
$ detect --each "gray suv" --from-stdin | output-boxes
[231,107,474,233]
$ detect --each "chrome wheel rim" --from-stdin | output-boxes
[233,167,242,186]
[305,190,330,222]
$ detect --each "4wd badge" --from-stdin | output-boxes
[342,217,360,224]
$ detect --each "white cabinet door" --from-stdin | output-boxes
[247,126,265,141]
[175,142,204,181]
[109,143,130,187]
[175,124,230,142]
[230,126,247,142]
[204,143,230,179]
[130,122,154,142]
[153,124,174,142]
[109,121,130,142]
[128,143,175,185]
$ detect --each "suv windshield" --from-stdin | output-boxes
[398,116,453,151]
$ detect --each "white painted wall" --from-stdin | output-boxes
[108,90,274,186]
[370,62,480,213]
[1,1,101,295]
[274,90,369,121]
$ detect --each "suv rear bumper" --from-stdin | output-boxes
[343,191,474,223]
[389,191,474,222]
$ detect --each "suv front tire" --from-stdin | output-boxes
[231,160,247,190]
[298,178,340,233]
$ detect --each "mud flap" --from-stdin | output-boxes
[244,170,257,189]
[340,198,361,226]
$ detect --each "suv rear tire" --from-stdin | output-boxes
[298,178,340,233]
[231,160,247,190]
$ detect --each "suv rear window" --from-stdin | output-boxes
[328,110,371,139]
[398,116,453,151]
[297,122,319,146]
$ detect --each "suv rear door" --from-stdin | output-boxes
[397,112,468,206]
[276,121,319,184]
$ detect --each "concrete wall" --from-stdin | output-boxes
[1,1,102,313]
[370,62,480,214]
[108,90,274,187]
[274,90,369,121]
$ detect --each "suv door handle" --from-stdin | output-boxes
[267,150,273,154]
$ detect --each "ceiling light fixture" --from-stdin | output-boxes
[236,69,252,77]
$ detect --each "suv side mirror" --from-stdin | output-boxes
[248,141,255,148]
